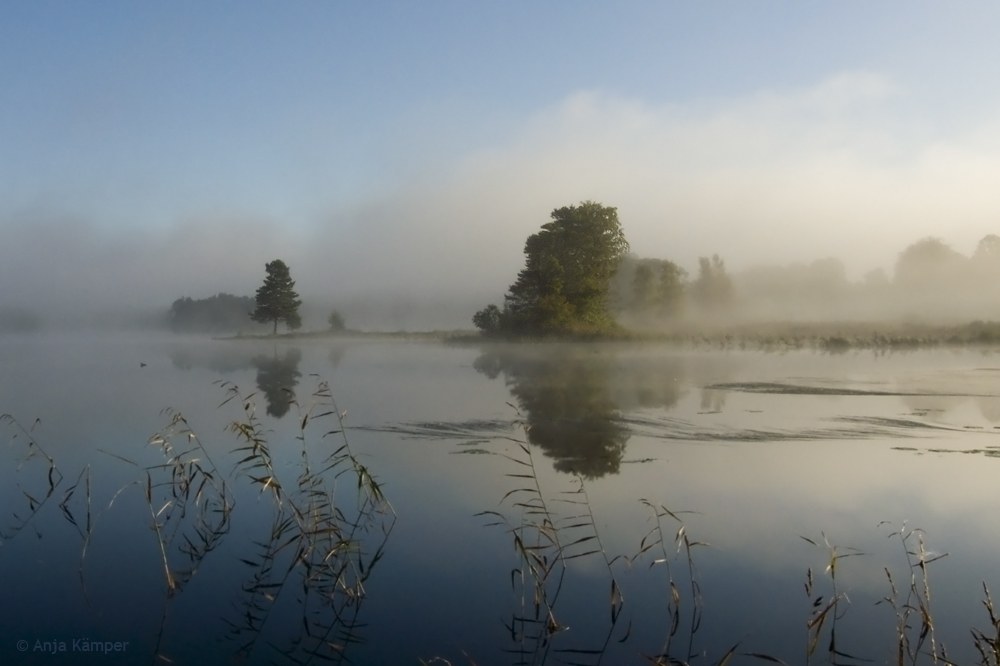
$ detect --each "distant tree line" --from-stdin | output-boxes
[614,234,1000,325]
[169,293,265,333]
[475,201,1000,335]
[609,253,736,323]
[625,234,1000,325]
[167,261,352,336]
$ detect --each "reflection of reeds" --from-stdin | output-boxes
[476,416,751,666]
[1,417,99,608]
[799,533,863,665]
[10,385,1000,663]
[3,377,396,665]
[477,435,571,665]
[877,522,950,665]
[0,414,63,543]
[972,585,1000,665]
[634,500,712,664]
[475,408,634,665]
[58,465,94,605]
[145,409,235,596]
[220,379,395,664]
[129,408,238,663]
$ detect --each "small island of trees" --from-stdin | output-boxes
[474,201,630,337]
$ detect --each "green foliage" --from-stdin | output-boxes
[472,304,502,335]
[475,201,629,337]
[169,293,260,333]
[250,260,302,335]
[327,309,346,332]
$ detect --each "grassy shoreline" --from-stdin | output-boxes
[215,328,475,342]
[218,319,1000,351]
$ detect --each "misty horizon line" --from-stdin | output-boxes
[3,230,1000,334]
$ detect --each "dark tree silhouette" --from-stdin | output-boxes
[474,348,627,477]
[250,260,302,335]
[252,348,302,418]
[473,346,688,477]
[169,293,260,333]
[327,309,346,332]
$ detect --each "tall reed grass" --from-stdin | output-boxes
[2,378,394,665]
[4,384,1000,664]
[454,414,1000,666]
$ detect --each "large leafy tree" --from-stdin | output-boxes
[475,201,629,336]
[250,260,303,335]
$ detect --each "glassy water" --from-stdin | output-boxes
[2,332,1000,664]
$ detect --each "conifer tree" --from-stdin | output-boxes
[250,260,302,335]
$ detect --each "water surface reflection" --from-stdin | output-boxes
[4,337,1000,664]
[251,348,302,418]
[474,346,632,477]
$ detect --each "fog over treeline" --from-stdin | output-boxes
[3,207,1000,333]
[8,77,1000,333]
[612,234,1000,331]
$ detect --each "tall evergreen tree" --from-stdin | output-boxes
[250,260,302,335]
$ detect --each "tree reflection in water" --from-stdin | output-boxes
[474,345,687,478]
[252,348,302,418]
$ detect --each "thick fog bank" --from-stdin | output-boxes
[611,235,1000,331]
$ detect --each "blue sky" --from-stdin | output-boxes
[5,2,1000,321]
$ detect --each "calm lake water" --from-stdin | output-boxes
[3,332,1000,664]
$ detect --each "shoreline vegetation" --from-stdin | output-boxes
[217,319,1000,351]
[467,201,1000,349]
[163,203,1000,352]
